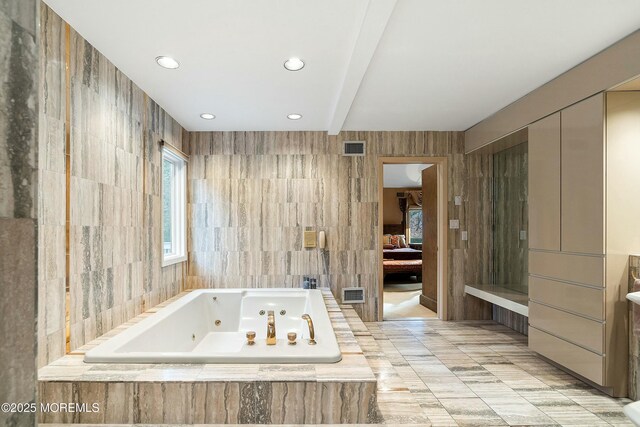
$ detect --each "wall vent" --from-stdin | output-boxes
[343,141,366,156]
[342,287,365,304]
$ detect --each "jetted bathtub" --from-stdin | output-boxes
[84,289,342,363]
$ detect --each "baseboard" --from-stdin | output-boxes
[419,294,437,312]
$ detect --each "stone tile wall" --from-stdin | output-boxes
[0,0,39,425]
[37,4,187,365]
[186,131,492,321]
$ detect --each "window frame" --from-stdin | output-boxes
[407,207,423,244]
[161,148,187,267]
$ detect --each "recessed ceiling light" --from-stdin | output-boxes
[287,113,302,120]
[284,57,305,71]
[200,113,215,120]
[155,56,180,69]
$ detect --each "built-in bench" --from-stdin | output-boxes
[465,284,528,317]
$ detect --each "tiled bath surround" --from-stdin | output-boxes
[186,131,492,322]
[37,4,187,366]
[39,299,634,426]
[38,290,378,424]
[0,0,39,426]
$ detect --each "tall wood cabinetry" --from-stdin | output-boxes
[528,92,640,397]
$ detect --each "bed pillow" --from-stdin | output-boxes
[383,244,395,250]
[391,235,408,248]
[382,234,393,245]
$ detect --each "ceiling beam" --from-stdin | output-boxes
[327,0,397,135]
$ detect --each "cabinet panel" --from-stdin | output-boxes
[529,276,603,320]
[529,327,604,385]
[529,301,604,353]
[528,113,561,251]
[561,94,605,254]
[529,251,604,287]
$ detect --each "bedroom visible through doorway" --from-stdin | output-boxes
[381,163,437,320]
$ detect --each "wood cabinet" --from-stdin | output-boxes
[528,92,640,397]
[528,112,561,251]
[560,95,605,255]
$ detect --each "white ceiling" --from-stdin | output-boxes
[383,164,432,188]
[44,0,640,133]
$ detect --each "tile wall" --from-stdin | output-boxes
[186,131,493,321]
[37,4,187,366]
[0,0,39,425]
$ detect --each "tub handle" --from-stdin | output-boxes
[302,314,316,345]
[246,331,256,346]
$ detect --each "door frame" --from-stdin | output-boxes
[377,156,449,321]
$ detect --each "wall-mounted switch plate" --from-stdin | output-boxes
[519,230,527,240]
[449,219,460,229]
[304,231,317,248]
[454,195,462,206]
[461,231,468,241]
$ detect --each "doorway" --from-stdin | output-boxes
[378,157,448,321]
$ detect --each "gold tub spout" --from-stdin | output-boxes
[301,314,316,345]
[266,310,276,345]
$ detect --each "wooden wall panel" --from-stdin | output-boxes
[629,255,640,399]
[465,30,640,152]
[560,94,605,255]
[528,113,561,251]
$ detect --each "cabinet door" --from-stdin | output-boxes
[561,94,605,255]
[528,113,561,251]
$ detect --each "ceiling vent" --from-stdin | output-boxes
[343,141,366,156]
[342,287,365,304]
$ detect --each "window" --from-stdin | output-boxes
[162,148,187,266]
[408,208,423,244]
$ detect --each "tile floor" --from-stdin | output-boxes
[41,304,634,427]
[346,311,633,426]
[383,279,437,320]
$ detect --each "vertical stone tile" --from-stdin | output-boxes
[36,6,187,359]
[184,131,480,321]
[202,382,243,423]
[0,0,38,425]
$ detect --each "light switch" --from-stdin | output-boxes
[449,219,460,229]
[519,230,527,240]
[461,231,468,241]
[454,195,462,206]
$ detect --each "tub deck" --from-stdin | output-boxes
[38,289,378,425]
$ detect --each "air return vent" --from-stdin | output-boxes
[343,141,366,156]
[342,287,365,304]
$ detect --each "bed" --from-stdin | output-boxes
[383,259,422,281]
[383,244,423,281]
[383,247,422,260]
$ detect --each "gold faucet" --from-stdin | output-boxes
[266,310,276,345]
[301,314,316,345]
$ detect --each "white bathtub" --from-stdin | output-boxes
[84,289,342,363]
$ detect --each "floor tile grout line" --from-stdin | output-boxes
[361,319,632,426]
